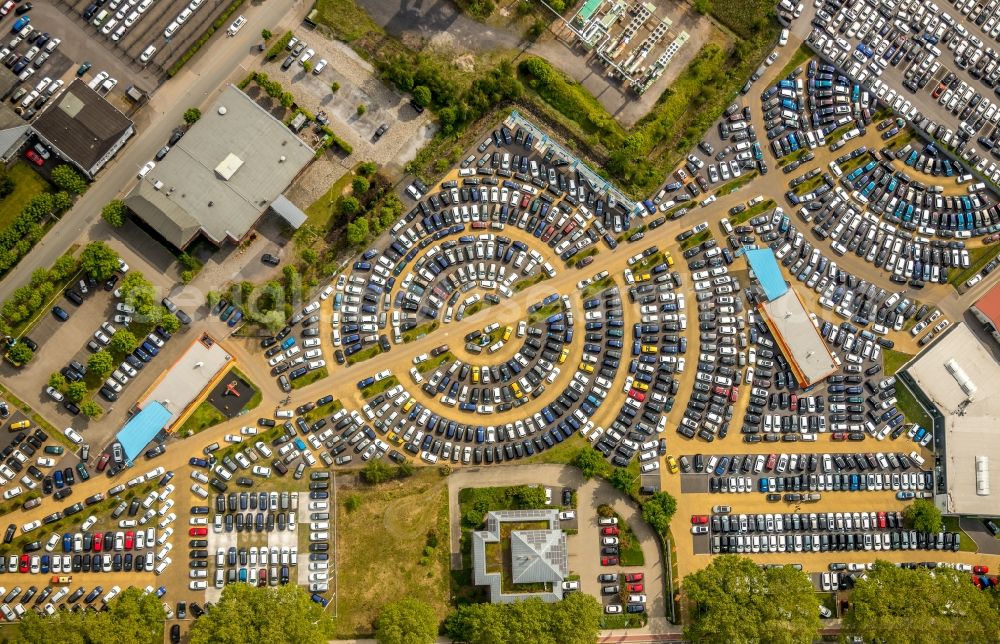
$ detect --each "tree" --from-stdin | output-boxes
[642,491,677,536]
[573,448,606,479]
[48,372,67,391]
[17,585,163,644]
[903,499,942,534]
[119,272,156,310]
[357,104,366,115]
[337,195,360,219]
[444,594,600,643]
[53,191,73,213]
[330,81,340,93]
[515,484,547,508]
[302,60,313,73]
[6,342,33,365]
[346,219,368,246]
[66,381,88,403]
[80,400,102,418]
[608,467,636,496]
[110,329,139,354]
[102,200,127,228]
[412,85,431,107]
[362,458,392,485]
[846,560,1000,643]
[189,583,334,644]
[693,0,712,13]
[50,165,88,195]
[376,598,438,644]
[80,241,120,280]
[261,28,272,39]
[51,254,78,280]
[352,176,370,195]
[357,161,377,177]
[184,107,202,124]
[300,248,318,265]
[87,350,115,378]
[684,555,820,644]
[159,313,181,334]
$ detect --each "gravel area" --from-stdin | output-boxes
[260,35,435,210]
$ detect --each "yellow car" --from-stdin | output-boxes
[9,420,30,431]
[502,326,512,341]
[511,382,523,399]
[641,344,658,354]
[666,455,679,474]
[578,361,594,373]
[558,347,570,364]
[402,398,415,412]
[472,366,480,384]
[637,272,651,282]
[665,253,675,267]
[633,380,649,392]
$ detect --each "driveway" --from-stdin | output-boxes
[960,518,1000,555]
[447,464,669,631]
[355,0,521,53]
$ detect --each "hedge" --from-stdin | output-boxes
[167,0,246,77]
[266,31,293,61]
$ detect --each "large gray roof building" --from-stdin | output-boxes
[124,85,312,249]
[32,79,134,179]
[471,509,567,604]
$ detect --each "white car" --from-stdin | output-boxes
[45,386,64,402]
[63,427,83,444]
[82,516,97,530]
[137,161,155,179]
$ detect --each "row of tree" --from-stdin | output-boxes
[683,555,1000,643]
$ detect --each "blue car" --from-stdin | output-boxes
[11,15,29,33]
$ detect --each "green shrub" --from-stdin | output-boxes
[266,31,293,59]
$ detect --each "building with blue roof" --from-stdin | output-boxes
[116,401,172,463]
[742,247,788,301]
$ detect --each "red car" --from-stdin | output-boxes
[831,432,848,441]
[789,394,798,411]
[601,556,619,566]
[93,533,103,552]
[258,568,267,587]
[729,387,739,403]
[974,565,989,574]
[25,150,43,167]
[601,526,619,536]
[627,389,645,402]
[189,527,208,537]
[95,453,110,473]
[0,1,14,16]
[627,583,644,593]
[931,83,945,99]
[691,515,709,524]
[18,554,28,573]
[876,512,886,529]
[624,572,644,582]
[124,531,134,550]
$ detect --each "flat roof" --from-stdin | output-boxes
[907,323,1000,515]
[32,79,133,172]
[744,247,789,301]
[137,335,232,429]
[124,85,313,248]
[973,280,1000,330]
[116,401,172,462]
[758,289,837,387]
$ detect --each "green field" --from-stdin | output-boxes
[950,245,1000,287]
[0,163,49,234]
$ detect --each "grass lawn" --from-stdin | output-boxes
[335,470,451,636]
[768,45,813,87]
[0,162,49,234]
[615,512,644,567]
[361,376,400,399]
[730,199,775,225]
[950,245,1000,287]
[514,272,548,292]
[402,321,438,343]
[303,399,343,423]
[680,230,712,251]
[346,345,382,365]
[177,400,227,435]
[304,166,357,230]
[601,613,648,629]
[895,381,931,430]
[582,277,615,299]
[882,349,913,375]
[942,516,978,552]
[417,352,454,374]
[290,366,329,389]
[714,171,758,197]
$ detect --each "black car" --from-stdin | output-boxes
[168,129,185,146]
[261,253,280,266]
[373,123,388,140]
[281,55,294,70]
[103,274,119,291]
[15,3,32,15]
[154,145,170,161]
